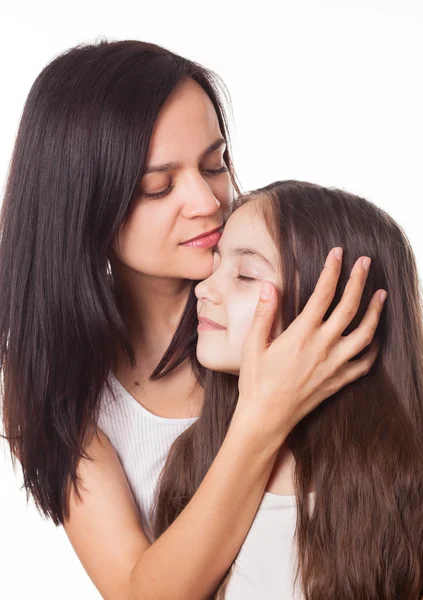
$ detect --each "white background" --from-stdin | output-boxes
[1,1,422,597]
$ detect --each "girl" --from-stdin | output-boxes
[0,41,385,599]
[154,180,422,599]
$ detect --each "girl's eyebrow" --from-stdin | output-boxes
[214,244,275,271]
[144,138,226,174]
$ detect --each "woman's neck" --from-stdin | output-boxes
[115,267,191,341]
[110,266,202,418]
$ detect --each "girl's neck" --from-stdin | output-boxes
[265,442,297,496]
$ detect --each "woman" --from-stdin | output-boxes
[0,40,385,599]
[154,180,421,599]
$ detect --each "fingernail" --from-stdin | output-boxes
[333,247,343,260]
[362,257,371,271]
[260,282,272,300]
[380,290,387,303]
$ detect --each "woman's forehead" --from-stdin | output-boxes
[146,78,222,162]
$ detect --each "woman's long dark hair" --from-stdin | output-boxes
[0,38,240,525]
[152,180,423,599]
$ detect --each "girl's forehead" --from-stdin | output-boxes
[220,201,279,261]
[225,199,268,236]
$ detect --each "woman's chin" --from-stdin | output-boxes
[177,253,215,281]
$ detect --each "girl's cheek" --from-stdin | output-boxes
[226,294,259,343]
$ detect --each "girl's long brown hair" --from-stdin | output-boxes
[151,180,423,599]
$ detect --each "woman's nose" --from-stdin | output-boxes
[182,177,222,219]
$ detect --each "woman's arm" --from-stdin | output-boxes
[128,411,285,599]
[65,418,283,600]
[64,427,151,600]
[64,249,385,600]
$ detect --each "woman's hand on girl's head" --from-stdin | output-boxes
[236,248,387,445]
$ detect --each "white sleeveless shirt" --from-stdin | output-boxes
[97,371,310,599]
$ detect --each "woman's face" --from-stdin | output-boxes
[195,199,283,374]
[111,77,232,281]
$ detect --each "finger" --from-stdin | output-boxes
[340,337,380,386]
[336,289,387,360]
[321,255,372,341]
[326,338,381,398]
[300,248,343,329]
[242,281,278,357]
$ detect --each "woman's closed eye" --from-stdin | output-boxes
[142,184,173,199]
[140,165,228,200]
[203,165,228,176]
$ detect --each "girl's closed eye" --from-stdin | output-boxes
[236,274,256,283]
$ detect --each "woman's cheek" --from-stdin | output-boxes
[214,174,232,210]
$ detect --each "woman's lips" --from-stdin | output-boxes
[181,230,222,249]
[197,317,226,331]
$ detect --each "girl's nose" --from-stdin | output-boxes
[194,276,220,304]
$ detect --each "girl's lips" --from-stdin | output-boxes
[197,317,226,331]
[181,230,222,249]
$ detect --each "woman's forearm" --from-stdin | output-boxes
[129,408,285,600]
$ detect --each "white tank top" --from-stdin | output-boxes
[97,371,311,599]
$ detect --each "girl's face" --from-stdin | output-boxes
[195,200,283,374]
[111,77,232,281]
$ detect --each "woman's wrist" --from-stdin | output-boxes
[231,398,290,455]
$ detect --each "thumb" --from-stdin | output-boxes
[244,282,278,356]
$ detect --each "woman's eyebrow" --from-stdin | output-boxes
[214,245,275,271]
[144,138,226,174]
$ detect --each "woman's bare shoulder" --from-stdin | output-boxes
[63,424,151,599]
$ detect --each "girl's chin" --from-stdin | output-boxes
[196,351,223,372]
[195,349,240,375]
